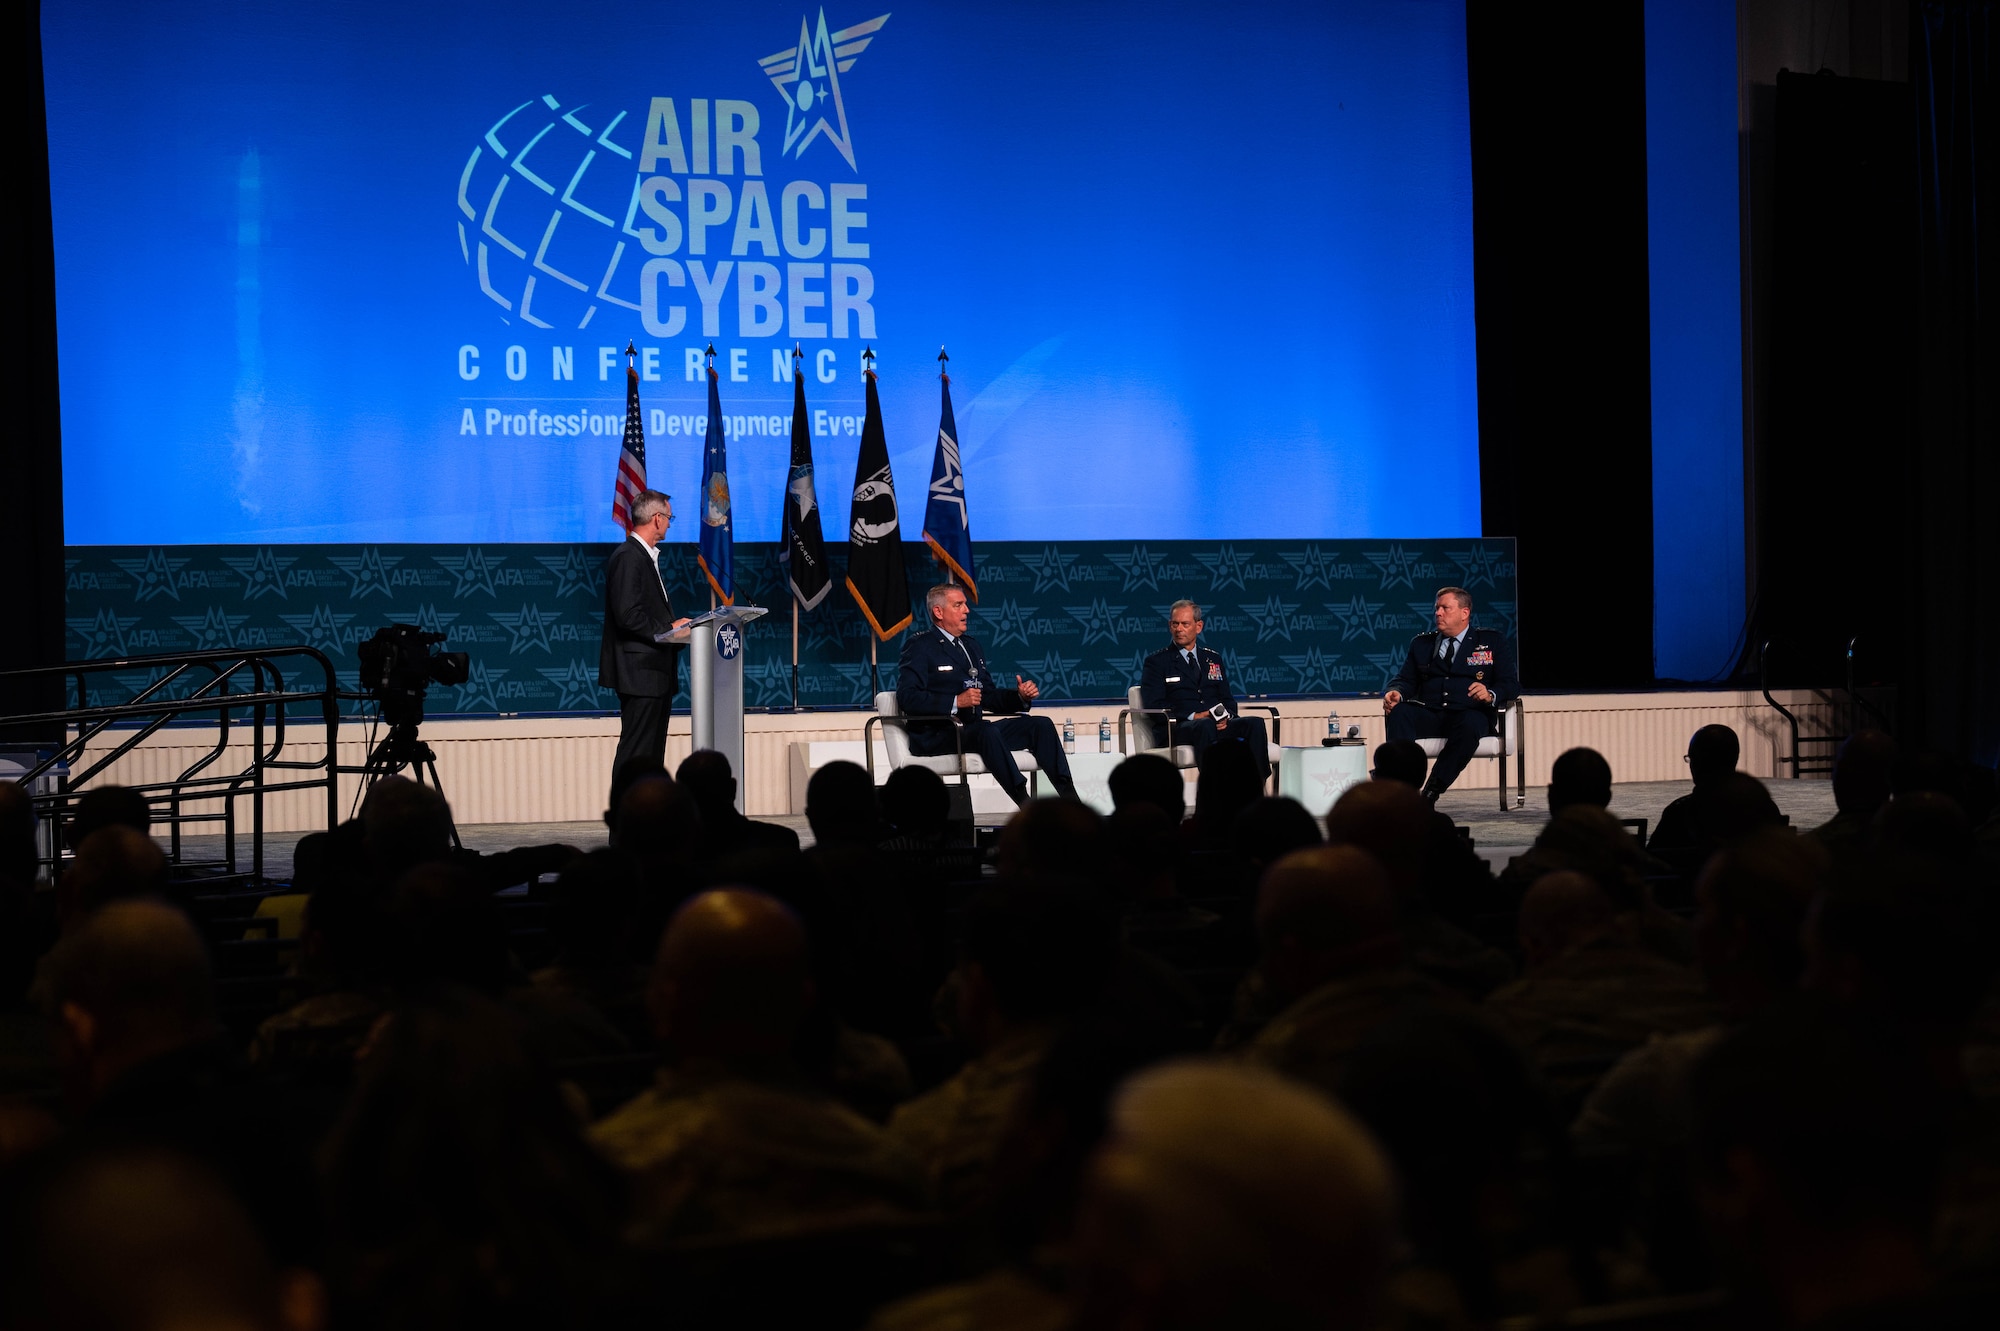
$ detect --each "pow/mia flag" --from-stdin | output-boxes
[843,358,911,639]
[781,354,831,611]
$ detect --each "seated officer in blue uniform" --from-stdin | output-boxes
[897,583,1077,807]
[1384,585,1518,801]
[1138,600,1270,781]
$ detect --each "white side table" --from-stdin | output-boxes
[1277,743,1370,816]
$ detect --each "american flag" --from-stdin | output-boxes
[610,342,646,531]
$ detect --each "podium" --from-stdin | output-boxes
[670,605,768,812]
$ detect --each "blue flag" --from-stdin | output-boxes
[921,361,975,600]
[697,357,733,604]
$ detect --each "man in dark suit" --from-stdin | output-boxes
[1138,600,1270,781]
[598,490,691,796]
[1384,586,1518,802]
[897,584,1076,807]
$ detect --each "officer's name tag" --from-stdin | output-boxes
[1165,676,1182,683]
[936,664,954,671]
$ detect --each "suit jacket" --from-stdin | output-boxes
[598,535,681,698]
[897,628,1025,746]
[1388,627,1517,712]
[1139,644,1239,745]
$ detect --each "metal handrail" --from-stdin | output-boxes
[0,646,343,880]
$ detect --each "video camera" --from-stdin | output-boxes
[356,624,470,728]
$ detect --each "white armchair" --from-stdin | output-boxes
[1117,686,1196,767]
[1411,697,1526,810]
[864,690,1042,794]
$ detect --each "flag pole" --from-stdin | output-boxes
[937,345,950,589]
[706,342,718,613]
[790,342,805,712]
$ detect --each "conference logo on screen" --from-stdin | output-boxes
[453,7,891,448]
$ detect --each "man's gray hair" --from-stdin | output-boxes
[1082,1060,1397,1330]
[1436,586,1472,611]
[630,490,672,525]
[1169,599,1203,620]
[926,583,968,615]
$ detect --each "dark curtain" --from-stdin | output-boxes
[1911,4,2000,764]
[0,2,68,734]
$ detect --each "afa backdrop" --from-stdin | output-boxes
[43,1,1479,546]
[62,539,1516,715]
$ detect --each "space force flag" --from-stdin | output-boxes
[781,351,831,610]
[921,350,975,601]
[697,349,734,604]
[843,353,911,639]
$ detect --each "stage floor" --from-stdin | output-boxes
[169,777,1839,883]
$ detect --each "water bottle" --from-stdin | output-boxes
[1324,710,1340,747]
[1098,716,1112,754]
[1062,717,1076,754]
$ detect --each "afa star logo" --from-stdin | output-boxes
[978,598,1038,650]
[66,609,142,658]
[278,605,358,656]
[111,668,177,703]
[829,661,880,706]
[757,9,892,169]
[219,548,296,600]
[327,548,404,600]
[1483,600,1519,638]
[535,547,604,601]
[1105,649,1150,688]
[1017,547,1078,593]
[806,608,866,654]
[170,607,250,651]
[434,548,505,598]
[489,604,561,654]
[1365,544,1421,590]
[110,550,190,602]
[743,658,795,708]
[1277,645,1342,692]
[1279,545,1343,592]
[1105,545,1167,592]
[1446,545,1507,589]
[1193,545,1254,592]
[1309,764,1363,806]
[1240,596,1302,643]
[453,660,509,713]
[1329,595,1393,642]
[537,659,610,711]
[1362,649,1406,690]
[1016,651,1084,700]
[1064,598,1127,648]
[392,604,461,638]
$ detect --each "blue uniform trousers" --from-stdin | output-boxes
[1385,703,1494,796]
[911,714,1073,801]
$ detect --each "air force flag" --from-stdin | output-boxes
[921,354,975,601]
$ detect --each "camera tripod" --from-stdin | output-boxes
[357,715,463,849]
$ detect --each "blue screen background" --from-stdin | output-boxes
[43,1,1479,546]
